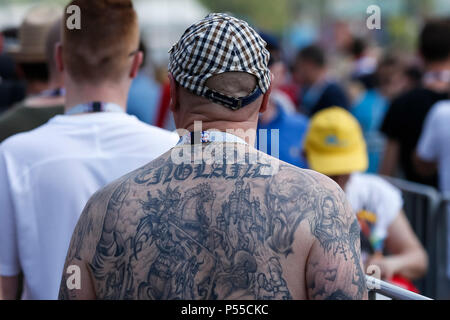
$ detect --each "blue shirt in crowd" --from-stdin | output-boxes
[351,89,389,173]
[127,72,161,125]
[257,104,309,168]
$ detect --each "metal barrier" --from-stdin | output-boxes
[433,194,450,299]
[381,176,442,297]
[366,275,432,300]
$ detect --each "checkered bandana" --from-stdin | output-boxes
[169,13,271,110]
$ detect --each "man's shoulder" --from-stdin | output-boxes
[428,100,450,119]
[382,88,431,131]
[83,166,141,216]
[0,119,57,154]
[270,159,344,197]
[391,87,444,109]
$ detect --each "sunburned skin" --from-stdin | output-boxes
[59,143,367,300]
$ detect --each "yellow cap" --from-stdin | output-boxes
[304,107,368,175]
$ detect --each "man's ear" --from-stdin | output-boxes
[55,42,64,73]
[259,72,274,113]
[130,51,143,79]
[168,72,178,112]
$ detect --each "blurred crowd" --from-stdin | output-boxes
[0,2,450,300]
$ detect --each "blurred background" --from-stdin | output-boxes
[1,0,450,67]
[1,0,450,300]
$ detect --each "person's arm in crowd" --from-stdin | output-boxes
[305,172,368,300]
[0,276,19,300]
[379,139,400,176]
[414,102,441,177]
[368,210,428,281]
[413,152,437,177]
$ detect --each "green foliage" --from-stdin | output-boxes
[198,0,293,33]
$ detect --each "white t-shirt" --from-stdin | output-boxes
[417,100,450,194]
[0,112,179,300]
[345,173,403,263]
[417,100,450,277]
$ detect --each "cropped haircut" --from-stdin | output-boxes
[62,0,139,84]
[419,18,450,63]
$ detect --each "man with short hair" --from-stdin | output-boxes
[380,18,450,186]
[0,0,178,300]
[60,13,367,300]
[293,44,350,117]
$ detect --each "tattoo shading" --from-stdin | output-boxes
[65,152,366,300]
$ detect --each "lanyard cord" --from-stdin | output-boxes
[65,102,125,115]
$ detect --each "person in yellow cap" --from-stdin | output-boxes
[305,107,428,288]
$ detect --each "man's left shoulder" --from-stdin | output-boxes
[0,120,55,157]
[428,100,450,119]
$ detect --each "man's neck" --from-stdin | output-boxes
[309,69,327,88]
[423,60,450,93]
[426,60,450,73]
[183,121,258,147]
[64,80,129,112]
[259,99,278,125]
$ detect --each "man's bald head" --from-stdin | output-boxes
[205,72,258,98]
[173,71,265,125]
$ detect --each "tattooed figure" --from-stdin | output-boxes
[59,13,367,300]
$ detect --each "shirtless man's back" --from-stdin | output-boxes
[59,12,367,300]
[60,144,366,300]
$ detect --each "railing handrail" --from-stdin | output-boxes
[366,275,433,300]
[381,175,442,205]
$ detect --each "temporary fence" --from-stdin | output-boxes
[433,194,450,299]
[382,176,449,299]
